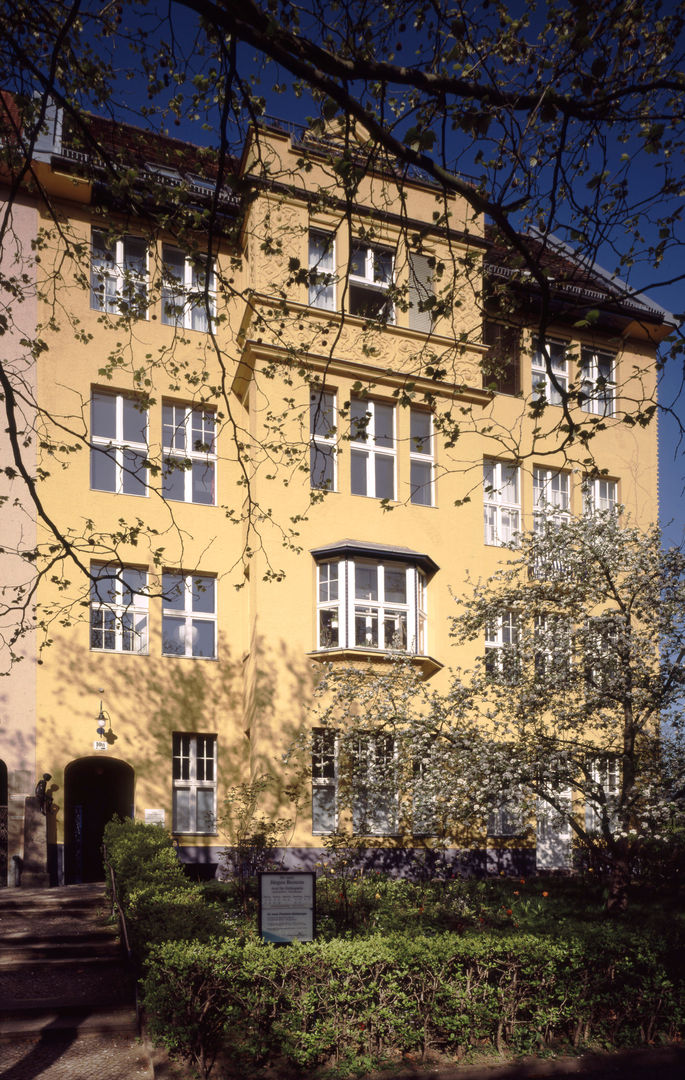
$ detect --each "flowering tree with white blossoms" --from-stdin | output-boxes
[313,513,685,913]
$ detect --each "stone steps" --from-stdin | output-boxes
[0,883,139,1042]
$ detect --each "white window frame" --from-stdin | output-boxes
[533,467,571,530]
[308,230,336,310]
[162,573,216,659]
[483,459,520,545]
[532,338,568,405]
[353,733,398,836]
[409,409,434,506]
[412,747,442,836]
[311,727,337,834]
[90,564,148,654]
[90,391,148,496]
[350,397,395,500]
[581,348,615,416]
[585,757,620,832]
[310,389,337,491]
[172,733,217,834]
[161,243,216,332]
[315,557,427,656]
[162,402,216,505]
[349,242,395,322]
[485,612,519,681]
[534,614,572,680]
[584,476,618,513]
[488,790,526,837]
[91,229,148,315]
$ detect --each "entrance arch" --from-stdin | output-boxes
[64,757,134,883]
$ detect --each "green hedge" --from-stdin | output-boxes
[142,928,684,1078]
[102,819,225,960]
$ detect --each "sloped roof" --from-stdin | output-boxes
[485,225,675,329]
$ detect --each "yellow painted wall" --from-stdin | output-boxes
[25,123,661,861]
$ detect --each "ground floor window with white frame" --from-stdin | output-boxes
[172,733,217,834]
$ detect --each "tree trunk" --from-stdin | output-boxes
[606,853,630,914]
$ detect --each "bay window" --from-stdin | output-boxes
[313,542,435,657]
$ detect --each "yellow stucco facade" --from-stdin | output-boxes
[0,117,666,883]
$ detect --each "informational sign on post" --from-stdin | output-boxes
[258,871,316,944]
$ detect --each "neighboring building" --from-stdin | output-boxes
[0,108,672,882]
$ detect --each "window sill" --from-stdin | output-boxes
[308,647,442,679]
[90,648,149,657]
[162,653,218,661]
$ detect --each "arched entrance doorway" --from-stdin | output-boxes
[0,760,7,887]
[64,757,134,883]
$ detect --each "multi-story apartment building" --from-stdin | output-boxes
[0,108,671,883]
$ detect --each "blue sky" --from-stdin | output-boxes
[95,3,684,546]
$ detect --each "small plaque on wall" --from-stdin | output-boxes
[145,809,165,826]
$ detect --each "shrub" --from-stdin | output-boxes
[142,927,684,1077]
[102,818,225,962]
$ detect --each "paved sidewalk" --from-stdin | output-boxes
[0,1031,152,1079]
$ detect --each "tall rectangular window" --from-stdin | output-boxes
[90,564,148,654]
[91,230,147,316]
[172,733,217,833]
[350,397,395,500]
[353,734,397,835]
[483,460,520,545]
[90,391,148,496]
[408,252,435,333]
[533,467,570,530]
[317,561,341,648]
[532,338,568,405]
[349,243,394,322]
[581,348,615,416]
[312,728,337,834]
[584,477,617,513]
[161,244,215,332]
[162,573,216,658]
[409,409,433,506]
[485,613,519,682]
[310,390,336,491]
[162,403,216,504]
[482,321,520,395]
[308,230,335,309]
[585,757,620,832]
[487,791,525,836]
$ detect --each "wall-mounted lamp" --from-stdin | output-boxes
[95,690,117,744]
